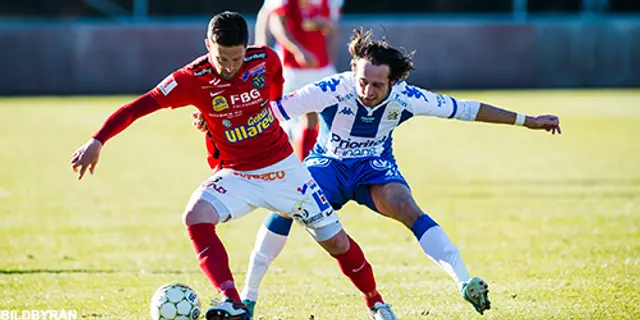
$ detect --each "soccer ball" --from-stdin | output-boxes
[150,282,201,320]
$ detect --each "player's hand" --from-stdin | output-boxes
[192,111,208,132]
[526,114,562,135]
[294,48,319,68]
[309,17,335,35]
[70,138,103,180]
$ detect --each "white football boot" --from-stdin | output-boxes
[205,298,250,320]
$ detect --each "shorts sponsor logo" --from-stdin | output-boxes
[203,177,227,194]
[370,159,393,171]
[232,171,285,181]
[297,180,332,213]
[305,157,331,167]
[290,200,325,226]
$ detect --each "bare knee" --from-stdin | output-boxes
[371,183,423,229]
[182,199,220,227]
[318,229,350,255]
[393,200,422,227]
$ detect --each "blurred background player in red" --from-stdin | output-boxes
[255,0,344,160]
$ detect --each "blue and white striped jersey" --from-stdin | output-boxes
[271,71,480,159]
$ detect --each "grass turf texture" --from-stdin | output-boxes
[1,90,639,319]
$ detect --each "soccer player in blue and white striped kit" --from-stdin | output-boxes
[196,28,561,318]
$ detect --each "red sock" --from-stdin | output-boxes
[188,223,241,302]
[296,126,319,160]
[332,236,383,308]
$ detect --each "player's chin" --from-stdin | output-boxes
[361,98,377,106]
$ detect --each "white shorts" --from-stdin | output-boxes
[281,65,337,141]
[188,153,339,232]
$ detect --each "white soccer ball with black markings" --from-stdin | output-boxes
[150,282,201,320]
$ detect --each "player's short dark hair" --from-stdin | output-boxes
[207,11,249,47]
[348,28,415,83]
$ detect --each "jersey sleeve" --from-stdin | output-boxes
[263,0,287,16]
[268,50,284,102]
[148,69,193,109]
[329,0,344,21]
[271,74,344,121]
[401,83,479,121]
[92,93,163,144]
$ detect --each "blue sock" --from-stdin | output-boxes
[410,214,439,239]
[263,212,293,236]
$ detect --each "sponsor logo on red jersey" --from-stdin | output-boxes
[223,108,275,143]
[159,75,177,96]
[212,96,230,112]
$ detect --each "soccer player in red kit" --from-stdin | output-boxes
[70,12,399,320]
[257,0,344,160]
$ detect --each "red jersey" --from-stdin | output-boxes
[93,46,293,171]
[267,0,342,69]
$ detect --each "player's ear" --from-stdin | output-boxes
[204,39,211,51]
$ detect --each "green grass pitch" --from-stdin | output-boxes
[0,90,639,319]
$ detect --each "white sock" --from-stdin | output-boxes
[418,226,470,289]
[241,224,288,301]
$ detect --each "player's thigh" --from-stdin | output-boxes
[304,156,349,211]
[186,170,261,224]
[265,158,341,238]
[353,158,411,213]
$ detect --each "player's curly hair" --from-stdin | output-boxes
[207,11,249,47]
[348,28,415,83]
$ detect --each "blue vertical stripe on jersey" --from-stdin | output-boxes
[276,100,290,120]
[350,101,387,138]
[447,97,458,119]
[315,104,339,153]
[398,109,414,125]
[381,133,394,158]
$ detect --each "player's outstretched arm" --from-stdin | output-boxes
[254,4,271,46]
[475,103,562,134]
[69,93,167,180]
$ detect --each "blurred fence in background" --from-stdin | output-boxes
[1,0,639,94]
